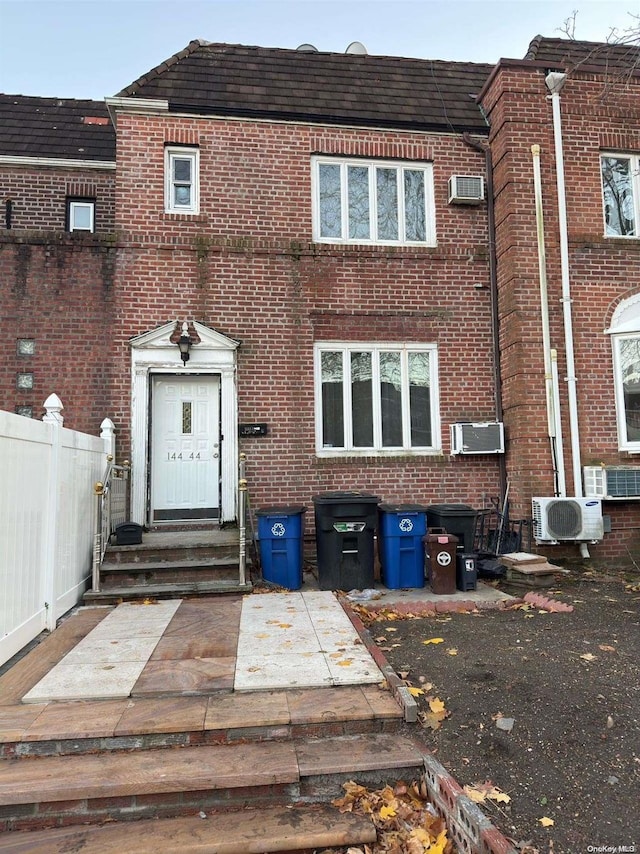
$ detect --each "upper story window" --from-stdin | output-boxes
[312,157,436,246]
[67,198,95,232]
[165,146,199,214]
[601,154,640,237]
[314,342,440,455]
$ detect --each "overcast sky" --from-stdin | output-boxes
[0,0,637,100]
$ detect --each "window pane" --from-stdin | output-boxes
[321,351,344,447]
[376,168,398,240]
[350,352,373,446]
[347,166,370,240]
[602,157,636,236]
[173,158,192,182]
[71,204,92,230]
[380,352,403,446]
[182,402,192,435]
[319,164,342,238]
[404,170,426,241]
[408,352,431,446]
[621,338,640,441]
[174,185,192,207]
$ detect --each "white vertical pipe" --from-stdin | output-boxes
[531,144,566,496]
[546,73,583,497]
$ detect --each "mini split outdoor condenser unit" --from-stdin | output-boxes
[583,465,640,500]
[450,422,505,455]
[532,497,604,543]
[448,175,485,205]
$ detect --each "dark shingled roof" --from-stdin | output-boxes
[524,35,640,73]
[117,40,492,134]
[0,95,115,161]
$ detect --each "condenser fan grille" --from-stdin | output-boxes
[546,499,582,539]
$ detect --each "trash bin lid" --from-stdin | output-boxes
[423,532,459,544]
[313,491,379,504]
[379,503,427,513]
[427,503,475,513]
[256,505,307,516]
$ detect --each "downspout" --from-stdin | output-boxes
[531,144,566,496]
[545,72,583,499]
[463,134,508,506]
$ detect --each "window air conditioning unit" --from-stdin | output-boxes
[583,465,640,500]
[532,497,604,543]
[450,422,504,455]
[448,175,485,205]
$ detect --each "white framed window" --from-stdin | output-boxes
[311,157,436,246]
[601,153,640,237]
[165,146,199,214]
[314,342,440,455]
[608,294,640,451]
[68,199,95,232]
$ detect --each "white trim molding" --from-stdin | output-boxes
[129,321,239,525]
[0,155,115,170]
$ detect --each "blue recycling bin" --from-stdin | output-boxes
[256,506,306,590]
[379,504,427,589]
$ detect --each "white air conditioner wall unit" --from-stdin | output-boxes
[450,422,504,455]
[532,497,603,543]
[448,175,485,205]
[584,465,640,500]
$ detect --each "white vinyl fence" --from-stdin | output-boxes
[0,395,115,667]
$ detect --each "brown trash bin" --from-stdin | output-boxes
[424,531,458,594]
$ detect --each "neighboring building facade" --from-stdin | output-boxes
[1,36,639,562]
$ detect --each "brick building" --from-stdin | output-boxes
[1,36,639,562]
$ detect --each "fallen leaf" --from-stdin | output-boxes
[446,648,458,655]
[429,697,446,714]
[580,653,597,662]
[407,686,424,697]
[379,804,396,819]
[463,781,511,804]
[598,644,616,652]
[538,816,555,827]
[422,637,445,645]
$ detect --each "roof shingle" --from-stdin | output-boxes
[117,41,492,134]
[0,95,115,161]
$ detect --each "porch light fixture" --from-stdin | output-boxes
[177,321,191,365]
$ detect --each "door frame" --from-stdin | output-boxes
[129,321,239,526]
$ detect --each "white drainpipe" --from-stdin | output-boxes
[531,144,566,496]
[545,72,583,499]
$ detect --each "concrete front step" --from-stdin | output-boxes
[0,734,425,831]
[1,687,404,759]
[99,557,241,587]
[0,803,378,853]
[83,579,252,605]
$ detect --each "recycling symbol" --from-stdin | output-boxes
[436,551,452,566]
[271,522,286,537]
[399,518,414,532]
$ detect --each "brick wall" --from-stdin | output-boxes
[0,233,116,430]
[482,62,640,561]
[0,165,115,231]
[108,112,502,512]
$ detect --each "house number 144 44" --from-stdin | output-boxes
[166,452,202,460]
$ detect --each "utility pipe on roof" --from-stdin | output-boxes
[545,72,583,498]
[531,143,566,496]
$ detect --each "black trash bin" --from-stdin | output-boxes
[426,504,477,552]
[456,552,478,591]
[313,492,379,591]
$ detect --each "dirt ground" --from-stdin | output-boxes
[359,568,640,853]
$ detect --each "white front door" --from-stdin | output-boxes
[150,375,220,521]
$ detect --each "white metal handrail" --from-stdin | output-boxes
[92,457,130,592]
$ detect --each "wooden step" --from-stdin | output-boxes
[0,803,377,853]
[100,558,241,587]
[0,734,424,830]
[83,579,252,605]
